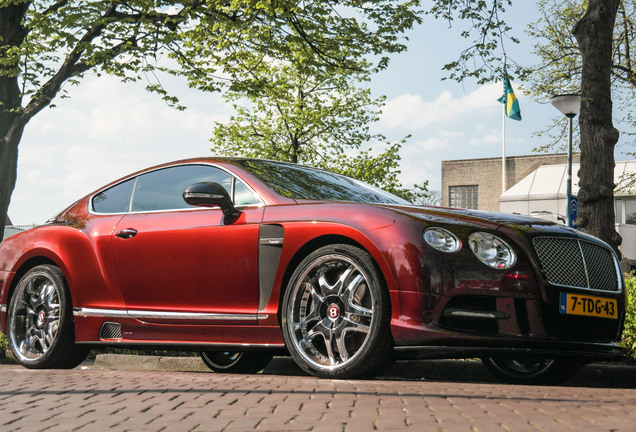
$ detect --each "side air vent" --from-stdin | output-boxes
[99,322,122,340]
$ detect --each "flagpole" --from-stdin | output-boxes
[502,94,506,194]
[501,53,507,195]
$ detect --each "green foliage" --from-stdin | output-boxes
[0,0,423,233]
[426,0,523,84]
[0,333,7,357]
[525,0,636,153]
[209,35,427,203]
[621,273,636,358]
[88,347,197,359]
[0,333,14,363]
[1,0,423,128]
[328,142,430,202]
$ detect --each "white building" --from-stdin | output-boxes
[500,161,636,269]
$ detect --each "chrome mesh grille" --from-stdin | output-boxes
[99,322,122,340]
[532,237,619,292]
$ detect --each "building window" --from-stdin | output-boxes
[627,200,636,224]
[449,185,478,209]
[616,200,623,224]
[615,199,636,225]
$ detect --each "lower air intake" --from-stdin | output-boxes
[99,322,122,340]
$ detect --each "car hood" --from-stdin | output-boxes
[381,204,575,231]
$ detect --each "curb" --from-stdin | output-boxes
[94,354,209,372]
[92,354,636,387]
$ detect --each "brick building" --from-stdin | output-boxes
[441,153,581,212]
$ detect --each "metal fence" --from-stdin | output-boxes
[2,225,36,242]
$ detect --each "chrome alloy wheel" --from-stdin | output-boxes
[8,269,62,363]
[201,352,243,370]
[486,358,555,377]
[286,253,376,371]
[480,356,577,384]
[199,351,274,373]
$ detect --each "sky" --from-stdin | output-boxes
[7,3,633,225]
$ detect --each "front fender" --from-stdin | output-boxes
[257,204,431,331]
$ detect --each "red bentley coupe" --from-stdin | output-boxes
[0,158,625,383]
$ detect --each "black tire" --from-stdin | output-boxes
[200,351,273,373]
[7,264,88,369]
[481,357,579,385]
[281,244,394,379]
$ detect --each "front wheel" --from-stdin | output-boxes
[200,351,273,373]
[481,357,578,385]
[281,244,394,379]
[7,264,88,369]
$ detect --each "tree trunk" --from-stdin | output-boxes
[573,0,622,253]
[0,115,24,232]
[0,3,29,231]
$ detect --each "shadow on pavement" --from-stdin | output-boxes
[262,357,636,388]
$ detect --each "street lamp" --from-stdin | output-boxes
[550,94,581,228]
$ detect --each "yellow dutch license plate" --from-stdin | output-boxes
[559,293,618,319]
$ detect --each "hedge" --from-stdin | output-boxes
[620,273,636,357]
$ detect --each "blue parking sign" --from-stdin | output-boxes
[568,194,578,228]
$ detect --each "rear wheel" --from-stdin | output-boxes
[7,264,88,369]
[200,351,273,373]
[481,357,578,385]
[282,244,394,379]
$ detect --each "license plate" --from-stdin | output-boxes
[559,293,618,319]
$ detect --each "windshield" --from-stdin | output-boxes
[236,159,410,205]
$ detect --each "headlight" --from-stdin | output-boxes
[468,232,516,269]
[423,227,461,253]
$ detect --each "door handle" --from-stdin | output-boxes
[116,228,138,239]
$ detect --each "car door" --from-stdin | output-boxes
[110,164,263,324]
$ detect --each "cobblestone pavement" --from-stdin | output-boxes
[1,358,636,431]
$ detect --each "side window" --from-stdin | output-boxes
[92,178,135,214]
[233,180,260,207]
[131,165,233,212]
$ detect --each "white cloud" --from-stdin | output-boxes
[468,130,501,147]
[381,83,502,130]
[10,75,230,224]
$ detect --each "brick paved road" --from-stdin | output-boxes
[1,359,636,431]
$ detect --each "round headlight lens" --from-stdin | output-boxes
[423,227,461,253]
[468,232,516,269]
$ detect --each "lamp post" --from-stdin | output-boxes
[550,94,581,228]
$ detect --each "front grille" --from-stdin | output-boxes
[532,237,619,292]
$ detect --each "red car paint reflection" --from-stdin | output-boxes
[0,158,625,383]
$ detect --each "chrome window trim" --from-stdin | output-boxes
[91,203,264,217]
[73,307,268,321]
[259,237,284,245]
[73,308,129,318]
[88,162,265,216]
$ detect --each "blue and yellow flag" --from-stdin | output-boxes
[498,67,521,121]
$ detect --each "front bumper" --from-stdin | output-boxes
[394,337,626,362]
[390,286,626,362]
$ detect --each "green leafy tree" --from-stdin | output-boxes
[429,0,622,252]
[210,46,426,202]
[0,0,421,230]
[526,0,636,190]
